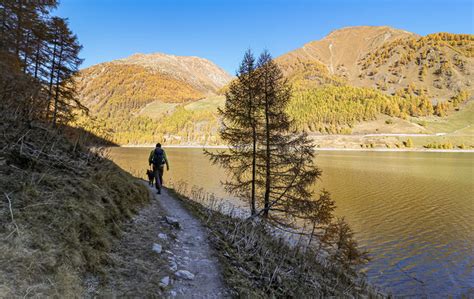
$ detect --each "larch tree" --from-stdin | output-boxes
[48,17,83,126]
[0,0,84,125]
[253,51,323,224]
[205,50,260,215]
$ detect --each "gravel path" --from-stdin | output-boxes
[86,184,227,298]
[152,186,227,298]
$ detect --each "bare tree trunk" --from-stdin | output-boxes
[14,0,23,56]
[52,41,63,127]
[22,31,30,73]
[250,105,257,216]
[46,38,57,119]
[34,40,41,79]
[263,76,270,218]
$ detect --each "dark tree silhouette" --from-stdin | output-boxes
[207,50,323,221]
[48,17,83,126]
[0,0,83,125]
[206,50,260,215]
[255,51,322,222]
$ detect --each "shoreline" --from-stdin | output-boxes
[117,144,474,153]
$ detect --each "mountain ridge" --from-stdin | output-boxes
[112,52,233,93]
[276,26,473,99]
[74,26,473,146]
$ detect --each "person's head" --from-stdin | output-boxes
[156,143,161,148]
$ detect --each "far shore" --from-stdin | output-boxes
[117,144,474,153]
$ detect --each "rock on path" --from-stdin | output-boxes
[86,183,228,298]
[153,187,227,298]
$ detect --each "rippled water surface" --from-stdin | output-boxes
[109,147,474,297]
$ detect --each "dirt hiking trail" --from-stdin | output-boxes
[156,186,228,298]
[88,183,228,298]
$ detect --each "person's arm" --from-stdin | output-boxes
[163,150,170,170]
[148,150,154,165]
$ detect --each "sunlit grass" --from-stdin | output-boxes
[184,95,225,111]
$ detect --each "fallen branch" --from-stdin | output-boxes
[4,192,20,236]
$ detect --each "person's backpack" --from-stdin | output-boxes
[152,148,165,165]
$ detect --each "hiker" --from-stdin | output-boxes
[148,143,170,194]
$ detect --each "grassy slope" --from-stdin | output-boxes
[419,100,474,134]
[352,115,428,134]
[0,122,155,297]
[137,95,225,120]
[184,95,225,111]
[138,101,179,119]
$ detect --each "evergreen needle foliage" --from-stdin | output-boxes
[1,0,84,126]
[206,50,368,274]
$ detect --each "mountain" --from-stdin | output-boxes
[75,27,473,148]
[277,26,416,85]
[114,53,232,93]
[75,53,232,117]
[74,53,232,144]
[277,26,473,99]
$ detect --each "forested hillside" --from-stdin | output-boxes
[359,32,473,99]
[74,53,232,145]
[76,63,204,116]
[280,27,473,139]
[277,26,473,99]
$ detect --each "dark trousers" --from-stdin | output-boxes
[152,164,164,190]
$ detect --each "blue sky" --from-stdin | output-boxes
[55,0,473,74]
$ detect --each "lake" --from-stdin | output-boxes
[108,147,474,297]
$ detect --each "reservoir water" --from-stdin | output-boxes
[109,147,474,297]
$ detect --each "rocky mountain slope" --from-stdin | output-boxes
[115,53,232,93]
[75,53,232,117]
[277,26,416,85]
[277,26,473,100]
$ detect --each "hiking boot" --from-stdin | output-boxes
[157,189,161,195]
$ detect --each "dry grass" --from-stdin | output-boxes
[0,120,150,297]
[167,183,387,298]
[92,185,174,297]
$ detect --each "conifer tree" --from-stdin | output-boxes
[48,17,83,126]
[207,50,323,221]
[206,50,260,215]
[0,0,83,125]
[254,51,322,221]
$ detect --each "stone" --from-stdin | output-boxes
[165,216,181,229]
[158,233,168,240]
[169,261,178,271]
[175,270,195,280]
[152,243,162,254]
[159,276,170,287]
[169,290,177,297]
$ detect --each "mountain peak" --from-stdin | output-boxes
[276,25,417,81]
[125,52,205,61]
[325,25,411,36]
[276,26,473,101]
[110,52,232,93]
